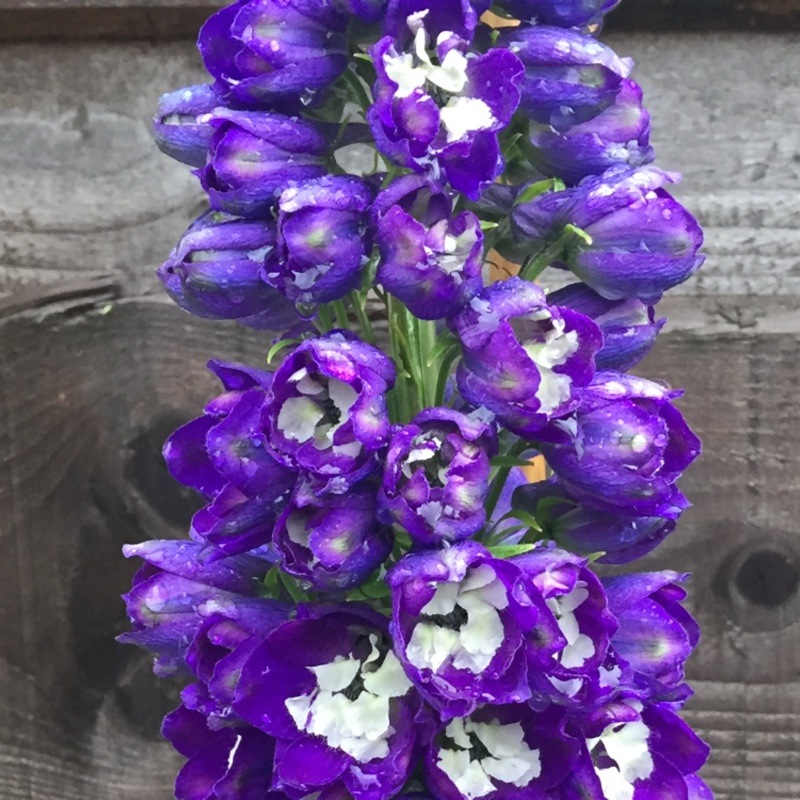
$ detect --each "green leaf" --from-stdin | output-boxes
[587,551,607,564]
[425,331,460,367]
[267,338,299,365]
[263,566,282,599]
[487,544,538,559]
[490,456,535,469]
[497,507,543,533]
[480,221,499,231]
[564,223,593,246]
[278,570,309,604]
[513,179,559,207]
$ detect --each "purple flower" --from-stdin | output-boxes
[164,360,296,556]
[425,704,578,800]
[379,408,497,544]
[388,542,537,717]
[539,371,702,518]
[369,16,523,199]
[449,277,602,438]
[501,26,633,132]
[333,0,387,21]
[197,0,347,108]
[558,698,709,800]
[375,176,484,320]
[548,282,665,372]
[529,80,655,185]
[163,706,280,800]
[511,545,617,706]
[264,176,373,308]
[233,604,424,800]
[384,0,479,43]
[603,572,700,701]
[263,332,395,488]
[512,166,705,302]
[512,478,679,565]
[505,0,622,29]
[157,210,302,331]
[197,109,328,219]
[273,478,392,591]
[153,84,220,168]
[118,538,281,677]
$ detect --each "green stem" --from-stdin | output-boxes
[349,290,376,345]
[419,319,439,408]
[484,438,532,523]
[519,225,591,283]
[434,345,462,408]
[331,300,351,330]
[316,305,334,332]
[341,66,372,113]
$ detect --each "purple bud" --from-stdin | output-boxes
[384,0,479,43]
[197,109,328,219]
[265,175,373,307]
[273,479,392,591]
[152,84,221,168]
[548,282,665,372]
[501,26,632,132]
[512,166,705,302]
[376,177,484,319]
[529,80,655,184]
[157,210,302,331]
[540,371,702,517]
[449,277,602,437]
[505,0,622,29]
[198,0,348,108]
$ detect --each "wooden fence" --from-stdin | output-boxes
[0,1,799,798]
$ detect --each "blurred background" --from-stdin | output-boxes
[1,1,800,798]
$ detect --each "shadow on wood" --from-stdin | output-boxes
[0,293,272,799]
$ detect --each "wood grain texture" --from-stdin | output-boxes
[608,0,800,30]
[0,295,277,800]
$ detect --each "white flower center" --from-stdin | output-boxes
[520,313,579,414]
[545,581,595,671]
[437,716,541,799]
[276,368,361,458]
[285,637,413,763]
[406,564,509,675]
[381,21,495,144]
[589,701,655,800]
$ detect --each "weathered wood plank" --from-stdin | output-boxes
[3,33,799,299]
[609,0,800,30]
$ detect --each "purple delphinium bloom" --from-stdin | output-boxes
[548,282,665,372]
[603,572,700,702]
[333,0,387,21]
[197,0,347,108]
[379,408,497,544]
[157,210,301,331]
[539,371,701,518]
[511,545,617,707]
[264,176,373,308]
[449,277,602,438]
[263,332,395,489]
[512,478,678,565]
[425,704,578,800]
[529,80,655,185]
[375,176,484,320]
[273,478,393,591]
[512,165,705,302]
[558,698,709,800]
[163,706,281,800]
[153,84,221,168]
[384,0,478,42]
[369,15,523,199]
[163,360,296,556]
[197,109,328,219]
[500,26,632,132]
[233,604,424,800]
[505,0,622,29]
[118,538,281,677]
[388,541,538,717]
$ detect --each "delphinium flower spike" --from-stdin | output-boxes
[122,2,713,799]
